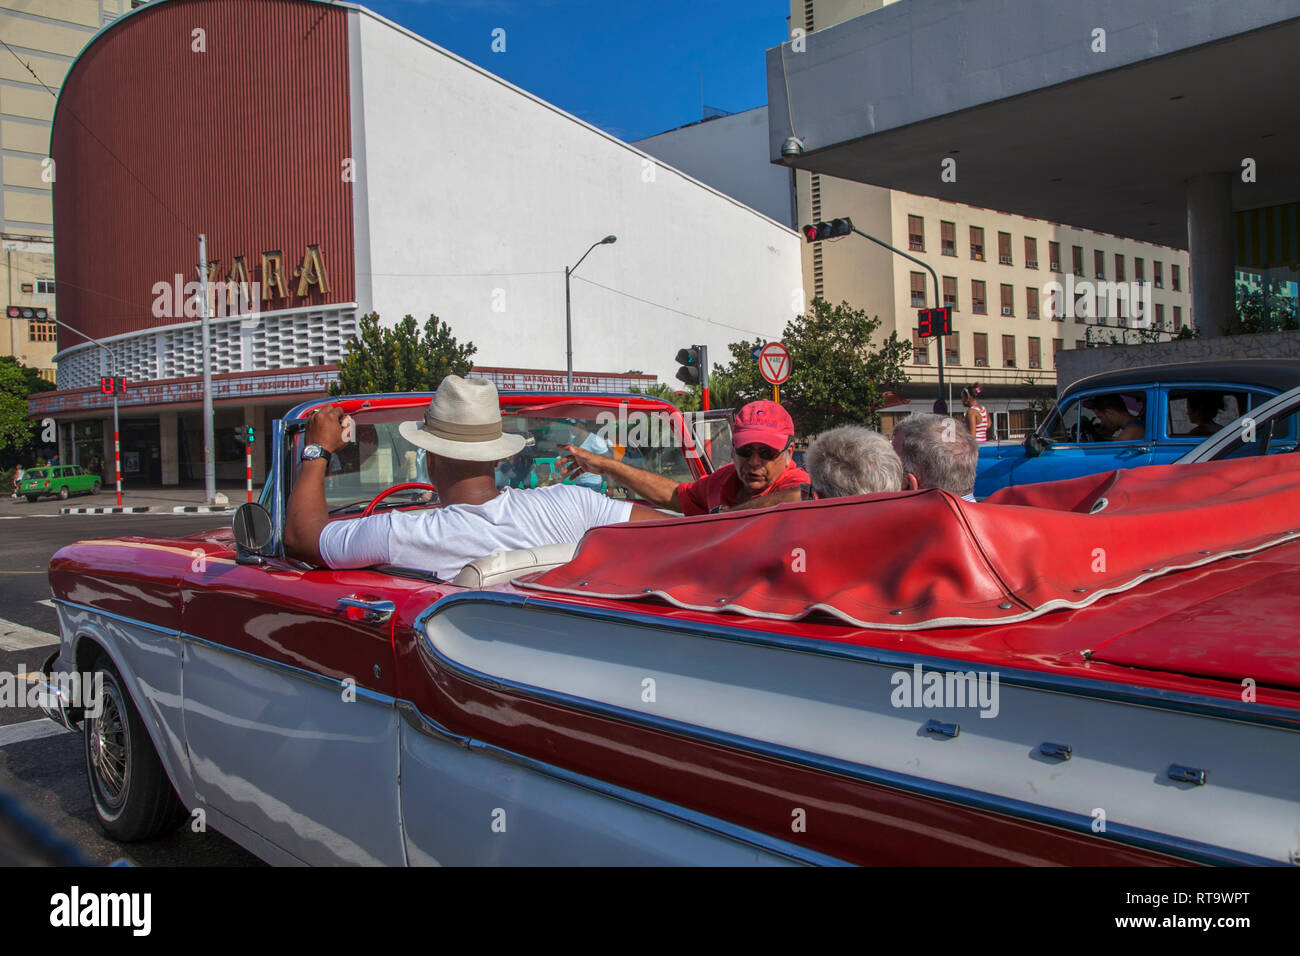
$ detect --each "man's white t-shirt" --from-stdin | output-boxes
[317,483,632,580]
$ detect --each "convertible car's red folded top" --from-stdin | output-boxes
[520,453,1300,633]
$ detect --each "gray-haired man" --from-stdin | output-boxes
[890,413,979,502]
[803,426,903,498]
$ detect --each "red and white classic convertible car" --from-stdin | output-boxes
[39,390,1300,866]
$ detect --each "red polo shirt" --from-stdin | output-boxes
[676,459,810,515]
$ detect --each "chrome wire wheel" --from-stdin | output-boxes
[89,682,130,810]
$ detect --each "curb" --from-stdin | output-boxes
[172,506,236,514]
[60,506,151,515]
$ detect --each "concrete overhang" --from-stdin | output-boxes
[767,0,1300,248]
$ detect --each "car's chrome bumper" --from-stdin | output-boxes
[35,650,79,732]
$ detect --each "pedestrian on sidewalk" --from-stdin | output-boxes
[10,464,23,499]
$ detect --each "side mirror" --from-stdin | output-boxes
[1023,434,1051,458]
[232,502,274,556]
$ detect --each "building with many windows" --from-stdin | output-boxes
[803,182,1192,432]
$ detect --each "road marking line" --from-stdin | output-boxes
[0,617,59,651]
[0,718,70,747]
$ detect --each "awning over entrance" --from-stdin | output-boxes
[766,0,1300,250]
[1237,203,1300,270]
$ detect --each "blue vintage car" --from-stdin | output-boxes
[974,360,1300,498]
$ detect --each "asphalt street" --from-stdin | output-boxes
[0,512,262,866]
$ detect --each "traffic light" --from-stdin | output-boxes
[247,425,255,445]
[675,346,704,386]
[801,217,854,242]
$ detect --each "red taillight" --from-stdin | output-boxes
[43,481,50,488]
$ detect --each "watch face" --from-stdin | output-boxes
[302,444,323,460]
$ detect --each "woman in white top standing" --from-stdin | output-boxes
[962,384,990,442]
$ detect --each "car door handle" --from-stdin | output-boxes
[337,596,396,623]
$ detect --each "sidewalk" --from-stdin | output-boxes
[2,482,257,516]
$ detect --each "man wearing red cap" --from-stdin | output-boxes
[559,400,809,514]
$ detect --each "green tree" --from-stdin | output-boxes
[629,382,702,412]
[0,356,55,468]
[330,313,477,395]
[709,298,910,434]
[1230,286,1298,334]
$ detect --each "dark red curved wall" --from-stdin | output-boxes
[51,0,354,346]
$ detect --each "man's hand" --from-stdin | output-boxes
[558,443,682,511]
[558,443,610,480]
[305,405,348,453]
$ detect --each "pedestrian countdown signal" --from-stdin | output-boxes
[917,307,953,338]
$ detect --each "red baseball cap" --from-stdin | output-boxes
[731,400,794,451]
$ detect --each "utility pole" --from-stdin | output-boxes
[199,234,215,504]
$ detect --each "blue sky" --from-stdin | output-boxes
[361,0,791,142]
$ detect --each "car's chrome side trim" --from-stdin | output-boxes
[423,592,1300,731]
[413,592,1291,867]
[393,701,847,867]
[53,598,181,638]
[55,599,835,865]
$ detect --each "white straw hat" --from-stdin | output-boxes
[397,376,526,462]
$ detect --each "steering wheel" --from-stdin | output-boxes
[361,482,437,517]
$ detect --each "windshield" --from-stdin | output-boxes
[24,469,48,479]
[290,401,700,514]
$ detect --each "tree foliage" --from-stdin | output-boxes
[629,382,702,412]
[708,298,909,434]
[0,357,55,469]
[1083,321,1197,347]
[330,313,477,395]
[1230,286,1299,335]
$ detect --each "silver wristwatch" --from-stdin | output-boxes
[301,444,332,465]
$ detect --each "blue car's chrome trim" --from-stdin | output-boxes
[412,591,1293,866]
[394,702,846,866]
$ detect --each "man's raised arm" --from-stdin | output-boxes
[284,405,347,564]
[559,444,683,512]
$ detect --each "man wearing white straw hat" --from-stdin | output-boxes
[285,376,661,578]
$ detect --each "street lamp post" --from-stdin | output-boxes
[49,315,121,507]
[565,235,617,391]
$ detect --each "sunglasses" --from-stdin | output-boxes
[733,441,788,462]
